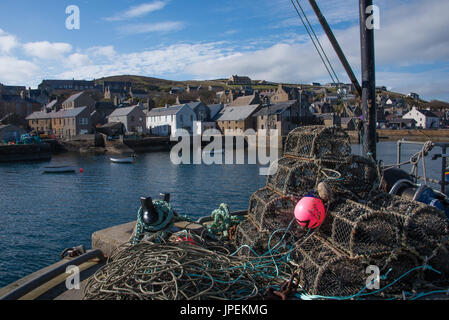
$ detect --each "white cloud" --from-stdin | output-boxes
[56,42,230,80]
[0,29,18,53]
[22,41,72,60]
[66,53,92,67]
[0,56,39,84]
[1,0,448,101]
[118,21,184,35]
[105,1,167,21]
[86,46,117,59]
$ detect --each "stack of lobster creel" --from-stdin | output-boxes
[234,126,449,298]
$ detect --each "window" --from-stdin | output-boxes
[79,118,88,125]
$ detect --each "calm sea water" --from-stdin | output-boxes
[0,142,445,288]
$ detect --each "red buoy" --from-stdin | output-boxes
[295,197,326,229]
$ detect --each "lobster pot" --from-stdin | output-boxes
[234,220,271,257]
[319,200,402,258]
[426,241,449,283]
[284,126,351,161]
[266,158,321,197]
[332,155,378,199]
[368,193,449,258]
[248,188,296,232]
[368,250,422,295]
[293,235,366,297]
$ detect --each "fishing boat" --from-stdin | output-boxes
[42,166,77,174]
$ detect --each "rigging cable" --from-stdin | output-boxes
[289,0,339,87]
[295,0,341,86]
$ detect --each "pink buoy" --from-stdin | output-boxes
[295,197,326,229]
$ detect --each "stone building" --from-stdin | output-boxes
[215,104,261,135]
[107,105,146,133]
[227,75,252,85]
[252,100,305,136]
[271,84,300,103]
[61,91,96,111]
[51,107,93,138]
[229,93,262,107]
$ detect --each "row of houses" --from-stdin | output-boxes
[146,99,310,137]
[317,106,442,131]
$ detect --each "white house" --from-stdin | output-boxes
[193,103,224,135]
[146,104,197,137]
[402,107,440,129]
[407,92,420,100]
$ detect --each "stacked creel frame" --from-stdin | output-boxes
[367,192,449,258]
[236,125,449,298]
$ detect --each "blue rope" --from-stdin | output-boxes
[296,265,442,300]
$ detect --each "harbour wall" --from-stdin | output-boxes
[0,143,52,163]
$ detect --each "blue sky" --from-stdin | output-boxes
[0,0,448,102]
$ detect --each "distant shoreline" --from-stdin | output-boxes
[347,129,449,144]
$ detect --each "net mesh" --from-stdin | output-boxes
[292,235,366,297]
[284,125,352,161]
[318,199,402,258]
[236,125,449,298]
[367,192,449,258]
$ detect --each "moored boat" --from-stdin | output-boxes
[110,156,136,164]
[42,166,77,174]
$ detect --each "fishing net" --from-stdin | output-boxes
[318,199,402,258]
[284,125,351,161]
[367,250,423,295]
[266,158,321,197]
[230,126,449,299]
[292,235,366,297]
[266,154,378,203]
[425,241,449,284]
[248,188,296,232]
[234,220,271,257]
[367,192,449,258]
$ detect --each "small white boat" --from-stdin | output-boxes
[110,157,136,164]
[43,166,77,174]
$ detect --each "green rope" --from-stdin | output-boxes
[132,200,174,245]
[207,203,247,241]
[132,200,196,245]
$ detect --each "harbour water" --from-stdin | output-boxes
[0,141,445,288]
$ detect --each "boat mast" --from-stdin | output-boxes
[307,0,377,160]
[359,0,377,160]
[307,0,362,97]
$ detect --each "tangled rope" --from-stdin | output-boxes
[132,200,195,245]
[83,239,295,300]
[207,204,247,241]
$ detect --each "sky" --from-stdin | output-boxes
[0,0,448,102]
